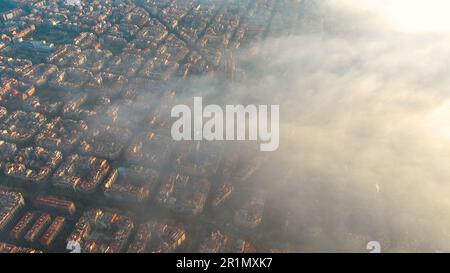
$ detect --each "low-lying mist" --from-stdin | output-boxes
[218,0,450,252]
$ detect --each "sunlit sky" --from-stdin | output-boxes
[328,0,450,142]
[331,0,450,34]
[428,99,450,140]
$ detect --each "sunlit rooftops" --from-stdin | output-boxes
[52,154,110,194]
[35,116,88,152]
[106,53,143,77]
[0,189,25,233]
[155,172,211,216]
[80,125,131,160]
[85,72,127,97]
[0,106,7,121]
[23,95,64,115]
[127,220,186,253]
[49,67,94,92]
[62,92,110,120]
[0,140,18,163]
[125,130,173,168]
[0,110,46,143]
[135,19,168,42]
[47,45,82,67]
[0,78,35,108]
[22,63,59,86]
[3,146,63,185]
[78,49,113,73]
[103,165,159,203]
[67,209,134,253]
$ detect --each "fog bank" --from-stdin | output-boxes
[224,0,450,252]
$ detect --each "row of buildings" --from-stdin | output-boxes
[3,191,72,249]
[0,189,24,233]
[127,220,186,253]
[0,187,264,252]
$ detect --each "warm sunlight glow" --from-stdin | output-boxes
[386,0,450,33]
[427,100,450,140]
[331,0,450,33]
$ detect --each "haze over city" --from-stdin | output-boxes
[0,0,449,253]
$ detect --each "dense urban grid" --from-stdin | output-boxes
[0,0,316,253]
